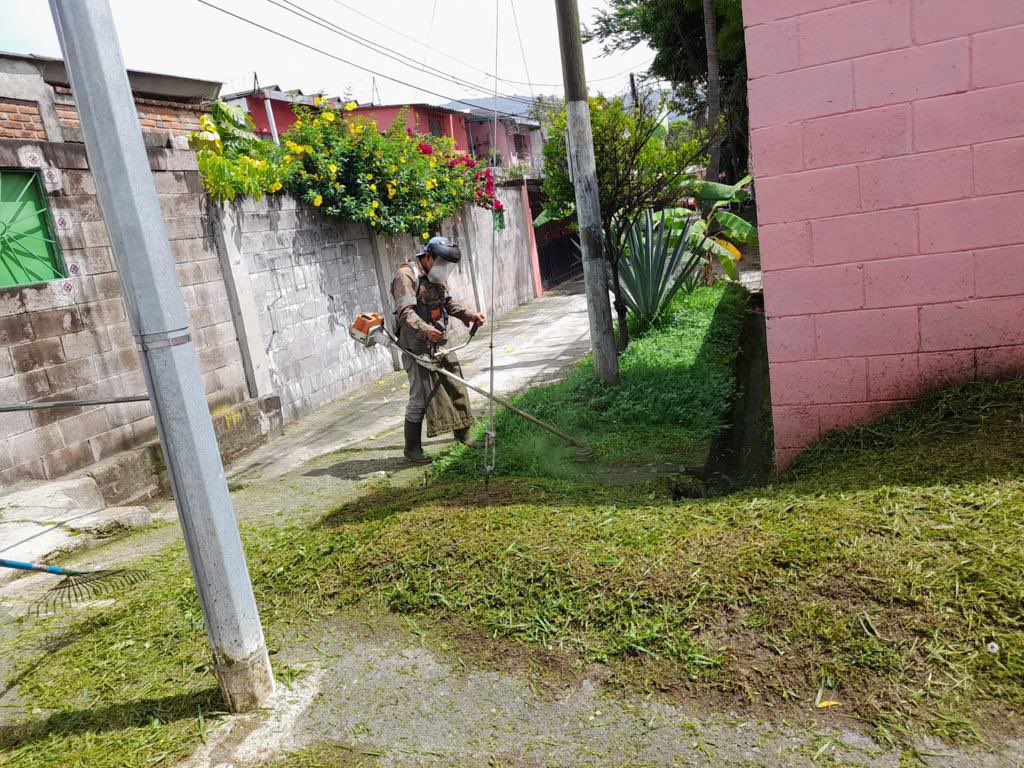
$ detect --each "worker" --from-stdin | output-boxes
[391,236,486,464]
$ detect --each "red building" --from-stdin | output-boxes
[221,85,341,143]
[347,103,471,152]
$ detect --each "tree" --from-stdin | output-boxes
[585,0,748,183]
[702,0,722,186]
[538,93,705,350]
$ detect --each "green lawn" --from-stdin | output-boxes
[431,282,750,480]
[3,290,1023,765]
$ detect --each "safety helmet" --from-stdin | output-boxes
[418,235,462,263]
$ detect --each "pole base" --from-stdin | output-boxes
[215,645,275,713]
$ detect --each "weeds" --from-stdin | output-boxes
[431,282,749,480]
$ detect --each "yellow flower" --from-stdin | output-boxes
[374,151,383,159]
[329,163,338,174]
[333,182,341,190]
[365,173,374,180]
[420,198,429,207]
[283,154,293,162]
[372,200,380,208]
[269,181,283,192]
[321,111,335,122]
[369,184,377,192]
[421,231,430,240]
[313,194,323,207]
[302,145,313,154]
[345,101,357,112]
[389,164,398,172]
[424,179,436,190]
[286,140,301,153]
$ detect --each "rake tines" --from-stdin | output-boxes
[29,568,149,616]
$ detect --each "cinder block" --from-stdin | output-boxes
[744,0,850,25]
[80,297,126,328]
[31,307,84,338]
[746,17,800,78]
[977,344,1024,379]
[912,0,1024,44]
[865,252,974,308]
[854,38,969,109]
[767,314,816,362]
[920,192,1024,253]
[11,337,64,372]
[818,399,900,434]
[803,105,911,169]
[974,245,1024,298]
[919,349,976,386]
[61,327,112,360]
[9,423,64,465]
[915,82,1024,152]
[811,208,917,265]
[0,348,12,378]
[46,357,96,391]
[763,263,863,317]
[798,0,911,67]
[0,314,34,346]
[748,61,854,129]
[972,24,1024,88]
[771,357,868,405]
[815,307,919,358]
[859,148,972,211]
[921,296,1024,351]
[867,354,921,400]
[88,424,135,461]
[973,137,1024,196]
[750,124,804,178]
[755,165,860,224]
[58,408,109,445]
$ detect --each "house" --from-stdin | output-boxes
[346,103,471,152]
[742,0,1024,469]
[221,84,341,143]
[444,97,544,175]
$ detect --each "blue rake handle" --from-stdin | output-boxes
[0,558,87,577]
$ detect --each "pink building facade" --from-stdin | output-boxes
[743,0,1024,468]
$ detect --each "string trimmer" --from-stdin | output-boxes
[1,557,148,615]
[349,313,595,461]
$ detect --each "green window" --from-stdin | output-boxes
[0,170,64,288]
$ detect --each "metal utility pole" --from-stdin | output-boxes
[48,0,274,712]
[554,0,619,385]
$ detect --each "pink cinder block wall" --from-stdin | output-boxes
[743,0,1024,469]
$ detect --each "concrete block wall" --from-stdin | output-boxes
[0,140,248,485]
[234,194,394,421]
[238,182,540,424]
[743,0,1024,468]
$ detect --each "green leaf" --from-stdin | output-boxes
[689,180,746,202]
[714,210,759,245]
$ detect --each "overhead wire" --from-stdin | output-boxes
[322,0,654,90]
[266,0,536,107]
[195,0,528,118]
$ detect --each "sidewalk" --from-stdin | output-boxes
[229,279,591,482]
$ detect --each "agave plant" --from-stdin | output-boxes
[618,209,707,333]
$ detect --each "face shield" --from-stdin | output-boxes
[426,260,455,285]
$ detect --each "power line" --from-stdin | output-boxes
[269,0,534,106]
[196,0,528,118]
[321,0,653,89]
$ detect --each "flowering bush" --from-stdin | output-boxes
[192,101,503,237]
[279,105,502,237]
[189,101,291,204]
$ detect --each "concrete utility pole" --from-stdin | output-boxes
[554,0,619,385]
[48,0,274,712]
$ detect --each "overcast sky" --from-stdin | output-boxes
[0,0,655,104]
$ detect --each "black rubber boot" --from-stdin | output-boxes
[404,420,432,464]
[454,426,484,449]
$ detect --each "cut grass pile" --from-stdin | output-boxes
[431,282,750,480]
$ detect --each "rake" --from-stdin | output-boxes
[1,558,148,615]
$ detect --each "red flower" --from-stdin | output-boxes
[494,199,505,212]
[417,142,434,155]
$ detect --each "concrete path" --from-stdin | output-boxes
[229,280,591,482]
